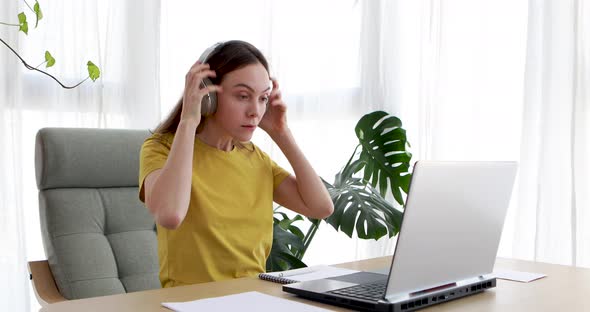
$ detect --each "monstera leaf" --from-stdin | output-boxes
[322,111,411,240]
[323,173,402,240]
[266,213,307,272]
[355,111,412,205]
[267,110,412,269]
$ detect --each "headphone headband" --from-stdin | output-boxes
[198,41,226,64]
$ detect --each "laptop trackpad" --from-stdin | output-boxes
[285,272,389,294]
[329,272,388,284]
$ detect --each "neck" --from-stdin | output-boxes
[196,117,234,152]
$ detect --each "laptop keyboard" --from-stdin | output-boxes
[327,280,386,301]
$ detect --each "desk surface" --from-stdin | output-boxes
[40,256,589,311]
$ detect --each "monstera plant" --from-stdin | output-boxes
[267,111,413,272]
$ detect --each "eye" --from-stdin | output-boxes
[237,94,249,100]
[260,96,269,103]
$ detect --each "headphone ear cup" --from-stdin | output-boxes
[200,78,217,116]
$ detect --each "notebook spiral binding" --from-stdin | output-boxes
[258,273,299,284]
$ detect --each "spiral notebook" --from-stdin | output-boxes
[258,265,359,284]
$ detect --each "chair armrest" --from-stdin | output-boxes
[28,260,67,306]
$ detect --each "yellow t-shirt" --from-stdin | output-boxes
[138,132,290,288]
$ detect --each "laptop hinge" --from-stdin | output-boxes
[409,282,457,296]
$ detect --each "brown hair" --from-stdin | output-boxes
[154,40,270,134]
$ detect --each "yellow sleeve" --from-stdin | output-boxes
[138,133,173,202]
[250,142,291,190]
[270,159,291,190]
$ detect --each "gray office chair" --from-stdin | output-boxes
[29,128,160,305]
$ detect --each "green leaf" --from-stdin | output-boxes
[278,214,303,229]
[323,177,403,240]
[44,51,55,68]
[274,210,305,242]
[354,111,413,205]
[18,12,28,35]
[266,222,307,272]
[18,12,26,24]
[87,61,101,81]
[338,157,365,185]
[266,250,307,273]
[34,1,43,28]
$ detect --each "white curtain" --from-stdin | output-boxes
[359,0,590,268]
[356,0,530,258]
[0,1,160,311]
[513,0,590,267]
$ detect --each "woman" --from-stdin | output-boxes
[139,40,333,287]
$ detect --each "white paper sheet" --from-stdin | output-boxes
[162,291,330,312]
[493,270,547,282]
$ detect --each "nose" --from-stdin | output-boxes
[246,100,263,118]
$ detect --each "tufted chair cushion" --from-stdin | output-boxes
[35,128,160,299]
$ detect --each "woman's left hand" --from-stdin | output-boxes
[259,78,289,136]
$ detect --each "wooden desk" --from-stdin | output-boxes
[40,257,589,311]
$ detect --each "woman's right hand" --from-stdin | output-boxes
[180,61,222,124]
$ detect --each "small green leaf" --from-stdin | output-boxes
[18,12,28,35]
[34,1,43,28]
[18,12,26,23]
[44,51,55,68]
[87,61,101,81]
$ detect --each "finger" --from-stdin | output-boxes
[269,97,287,109]
[271,78,279,91]
[187,70,216,87]
[271,90,282,100]
[194,70,217,85]
[188,67,214,80]
[271,103,287,113]
[188,59,202,69]
[197,85,223,97]
[270,84,281,96]
[190,62,210,72]
[186,63,211,78]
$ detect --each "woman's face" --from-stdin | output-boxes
[213,63,271,142]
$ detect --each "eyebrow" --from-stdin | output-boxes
[232,83,271,93]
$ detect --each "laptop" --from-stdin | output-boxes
[283,161,517,311]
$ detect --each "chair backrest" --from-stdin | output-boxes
[35,128,160,300]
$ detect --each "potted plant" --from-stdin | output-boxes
[267,111,412,271]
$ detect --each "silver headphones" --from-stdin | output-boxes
[197,41,272,116]
[197,41,226,116]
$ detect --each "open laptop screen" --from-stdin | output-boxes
[385,161,517,299]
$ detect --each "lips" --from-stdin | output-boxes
[241,125,257,131]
